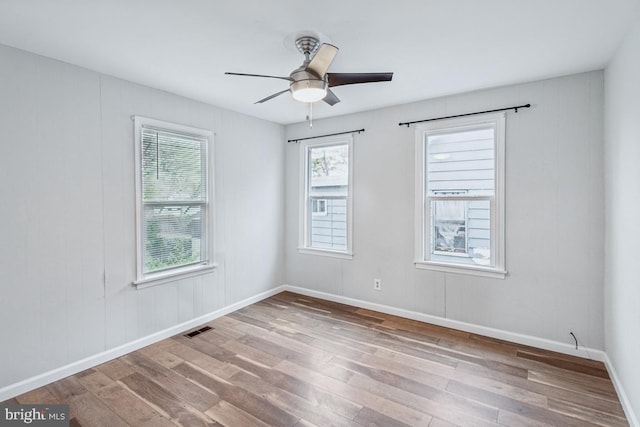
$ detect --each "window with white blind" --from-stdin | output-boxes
[299,136,353,259]
[133,117,214,287]
[415,113,506,278]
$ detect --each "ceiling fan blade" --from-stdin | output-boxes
[255,89,290,104]
[327,72,393,87]
[323,89,340,106]
[225,72,292,82]
[306,43,339,78]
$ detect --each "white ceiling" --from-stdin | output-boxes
[0,0,637,124]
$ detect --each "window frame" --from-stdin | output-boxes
[298,136,354,259]
[133,116,216,288]
[414,112,506,279]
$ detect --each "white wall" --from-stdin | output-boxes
[604,6,640,425]
[0,44,285,390]
[285,71,604,350]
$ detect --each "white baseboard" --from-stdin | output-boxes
[0,286,286,402]
[281,285,606,362]
[603,353,639,427]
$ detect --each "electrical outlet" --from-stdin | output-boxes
[374,278,381,291]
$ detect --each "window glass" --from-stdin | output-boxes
[134,117,213,284]
[141,129,207,274]
[308,144,348,251]
[300,138,353,257]
[426,128,494,265]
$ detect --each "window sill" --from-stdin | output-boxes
[298,247,353,260]
[415,260,506,279]
[133,263,218,289]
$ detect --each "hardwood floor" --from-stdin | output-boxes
[4,292,628,426]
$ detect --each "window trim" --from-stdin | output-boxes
[132,116,216,288]
[414,112,506,279]
[298,136,354,259]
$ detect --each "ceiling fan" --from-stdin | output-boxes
[225,35,393,106]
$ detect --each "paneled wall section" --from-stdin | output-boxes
[0,44,285,389]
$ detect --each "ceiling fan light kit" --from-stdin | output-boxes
[291,79,327,103]
[225,34,393,121]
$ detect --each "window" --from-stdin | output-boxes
[311,199,328,216]
[133,117,215,287]
[299,137,353,258]
[415,113,506,278]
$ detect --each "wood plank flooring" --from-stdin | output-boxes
[4,292,629,426]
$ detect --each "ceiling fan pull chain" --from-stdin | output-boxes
[307,102,313,128]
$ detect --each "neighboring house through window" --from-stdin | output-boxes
[133,116,215,287]
[415,112,506,278]
[299,136,353,258]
